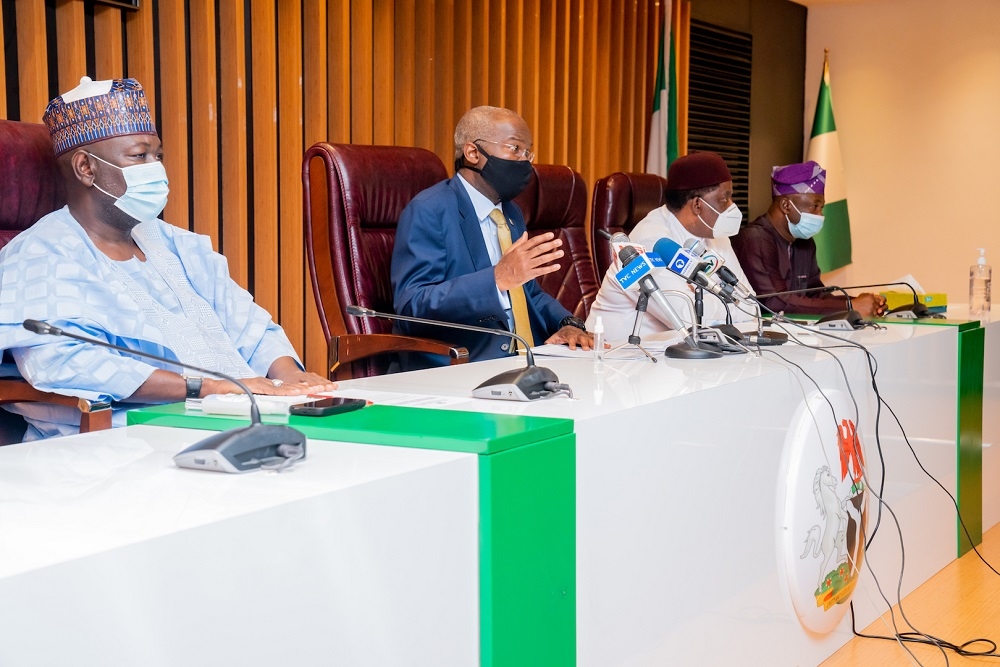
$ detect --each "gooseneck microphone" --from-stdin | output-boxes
[22,319,306,473]
[753,285,864,330]
[832,282,939,319]
[345,305,571,400]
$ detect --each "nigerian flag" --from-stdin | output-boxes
[807,53,852,271]
[646,5,678,177]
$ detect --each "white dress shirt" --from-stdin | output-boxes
[585,206,755,341]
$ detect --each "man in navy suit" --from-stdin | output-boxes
[392,106,593,368]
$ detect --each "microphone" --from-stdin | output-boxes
[752,286,865,330]
[22,319,306,473]
[614,245,722,359]
[653,238,738,303]
[832,282,939,319]
[345,306,570,401]
[683,238,753,300]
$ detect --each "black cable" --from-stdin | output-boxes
[755,301,1000,661]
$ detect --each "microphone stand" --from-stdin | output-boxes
[607,292,658,362]
[21,319,306,474]
[346,306,571,401]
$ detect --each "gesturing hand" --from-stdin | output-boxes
[494,232,564,292]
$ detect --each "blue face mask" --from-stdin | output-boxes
[88,152,170,222]
[786,201,824,240]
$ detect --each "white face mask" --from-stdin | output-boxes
[697,198,742,238]
[786,201,825,240]
[88,152,170,222]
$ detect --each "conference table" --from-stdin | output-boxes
[0,315,992,666]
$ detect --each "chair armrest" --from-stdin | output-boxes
[0,378,112,433]
[330,333,469,379]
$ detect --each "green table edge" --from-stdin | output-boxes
[127,402,572,455]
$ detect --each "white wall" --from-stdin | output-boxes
[805,0,1000,304]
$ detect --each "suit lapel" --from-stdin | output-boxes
[450,176,493,272]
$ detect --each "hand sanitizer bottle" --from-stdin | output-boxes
[593,316,605,362]
[970,248,992,320]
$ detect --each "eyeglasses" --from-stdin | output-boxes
[474,139,535,162]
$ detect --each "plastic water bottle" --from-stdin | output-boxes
[969,248,992,320]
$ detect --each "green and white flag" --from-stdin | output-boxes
[646,4,678,177]
[807,53,851,271]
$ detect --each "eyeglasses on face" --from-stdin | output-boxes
[474,139,535,162]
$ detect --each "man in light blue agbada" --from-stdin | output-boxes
[0,77,334,440]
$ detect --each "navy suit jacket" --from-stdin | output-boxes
[391,176,570,368]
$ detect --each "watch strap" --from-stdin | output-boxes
[185,376,203,399]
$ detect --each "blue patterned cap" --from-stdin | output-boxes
[42,77,157,156]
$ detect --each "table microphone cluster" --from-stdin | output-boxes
[22,319,306,474]
[346,305,572,401]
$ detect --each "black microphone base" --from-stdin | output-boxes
[815,309,865,330]
[665,337,724,360]
[173,423,306,473]
[886,303,939,319]
[472,365,561,401]
[745,330,788,346]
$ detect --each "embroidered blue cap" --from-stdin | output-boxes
[42,77,157,156]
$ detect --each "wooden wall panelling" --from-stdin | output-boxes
[413,1,435,151]
[487,0,505,109]
[327,0,351,143]
[218,0,249,288]
[536,0,556,164]
[503,0,524,121]
[581,0,598,188]
[188,0,220,246]
[93,5,125,79]
[277,0,306,358]
[604,2,626,183]
[15,0,49,121]
[372,0,394,145]
[124,0,155,120]
[393,0,415,148]
[302,0,329,374]
[452,0,472,130]
[566,0,582,172]
[349,0,373,144]
[469,0,489,109]
[521,0,539,147]
[55,0,87,93]
[553,0,571,166]
[433,0,454,161]
[158,0,190,231]
[250,0,279,315]
[677,0,690,155]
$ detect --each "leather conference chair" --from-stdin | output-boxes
[302,143,470,380]
[0,119,112,443]
[590,172,669,279]
[513,164,598,320]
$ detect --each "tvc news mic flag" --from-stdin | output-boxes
[646,2,679,177]
[807,52,852,272]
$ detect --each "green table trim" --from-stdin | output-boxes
[127,403,571,455]
[128,403,576,666]
[957,326,985,555]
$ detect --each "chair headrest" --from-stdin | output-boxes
[0,121,65,249]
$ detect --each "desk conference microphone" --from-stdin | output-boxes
[833,282,941,319]
[22,319,306,474]
[345,305,572,401]
[754,286,865,330]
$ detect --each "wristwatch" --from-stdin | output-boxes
[184,376,203,399]
[559,316,587,332]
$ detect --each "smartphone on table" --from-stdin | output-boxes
[289,396,368,417]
